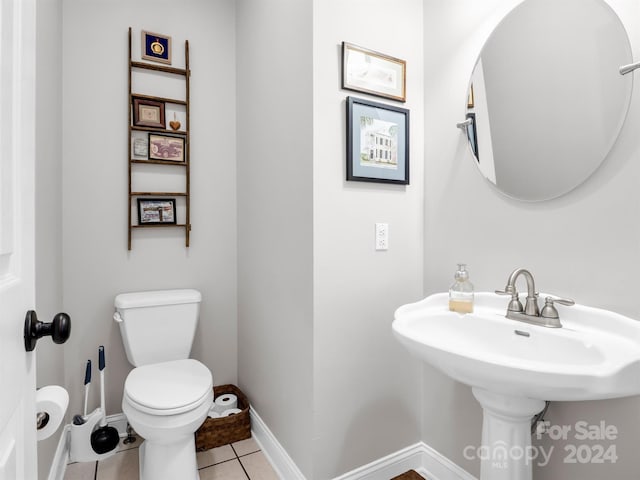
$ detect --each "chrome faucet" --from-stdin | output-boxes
[496,268,574,328]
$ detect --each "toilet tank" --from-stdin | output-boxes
[114,289,202,367]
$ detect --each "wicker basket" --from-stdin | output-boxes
[195,384,251,451]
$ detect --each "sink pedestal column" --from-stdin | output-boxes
[472,388,546,480]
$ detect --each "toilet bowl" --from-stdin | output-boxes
[122,359,213,480]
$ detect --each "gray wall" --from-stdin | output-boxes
[423,0,640,478]
[236,0,315,476]
[61,0,237,423]
[312,0,424,478]
[35,0,64,478]
[237,0,424,477]
[36,1,640,479]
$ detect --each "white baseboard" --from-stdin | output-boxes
[332,443,428,480]
[105,413,128,437]
[331,442,476,480]
[418,443,477,480]
[49,408,476,480]
[249,406,476,480]
[249,406,306,479]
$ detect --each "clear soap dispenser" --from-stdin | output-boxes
[449,263,474,313]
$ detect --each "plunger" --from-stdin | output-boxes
[90,346,119,454]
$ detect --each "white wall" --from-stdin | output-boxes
[41,2,640,479]
[312,0,424,478]
[61,0,237,421]
[237,0,424,478]
[35,1,64,478]
[236,0,315,476]
[423,0,640,478]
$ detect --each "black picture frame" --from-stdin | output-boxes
[466,113,479,161]
[346,96,409,184]
[137,198,177,225]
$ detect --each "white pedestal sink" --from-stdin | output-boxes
[392,292,640,480]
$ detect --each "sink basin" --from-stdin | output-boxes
[393,292,640,401]
[394,291,640,480]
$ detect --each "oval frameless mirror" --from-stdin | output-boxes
[465,0,633,201]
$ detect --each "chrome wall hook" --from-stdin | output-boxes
[456,118,472,129]
[619,61,640,75]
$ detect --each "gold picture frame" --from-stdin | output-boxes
[467,84,475,109]
[342,42,406,103]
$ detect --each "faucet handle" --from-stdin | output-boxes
[495,284,517,296]
[548,296,575,307]
[540,296,575,319]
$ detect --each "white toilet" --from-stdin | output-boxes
[114,289,212,480]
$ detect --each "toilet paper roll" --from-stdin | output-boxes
[207,407,221,419]
[213,393,237,413]
[221,408,242,417]
[36,385,69,441]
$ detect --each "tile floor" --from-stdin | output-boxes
[63,434,280,480]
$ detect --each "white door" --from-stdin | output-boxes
[0,0,38,479]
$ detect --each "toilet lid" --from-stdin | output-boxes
[125,359,212,411]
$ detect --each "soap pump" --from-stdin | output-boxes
[449,263,474,313]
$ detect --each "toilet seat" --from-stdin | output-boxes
[124,359,212,416]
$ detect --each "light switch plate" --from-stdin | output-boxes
[375,223,388,250]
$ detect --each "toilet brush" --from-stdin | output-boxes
[90,346,119,454]
[72,359,91,426]
[83,359,91,416]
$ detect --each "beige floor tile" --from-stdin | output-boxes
[232,437,260,457]
[63,461,96,480]
[96,448,138,479]
[197,444,236,469]
[239,451,279,480]
[199,459,249,480]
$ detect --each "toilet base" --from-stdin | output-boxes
[121,359,212,480]
[139,436,200,480]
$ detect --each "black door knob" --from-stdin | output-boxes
[24,311,71,352]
